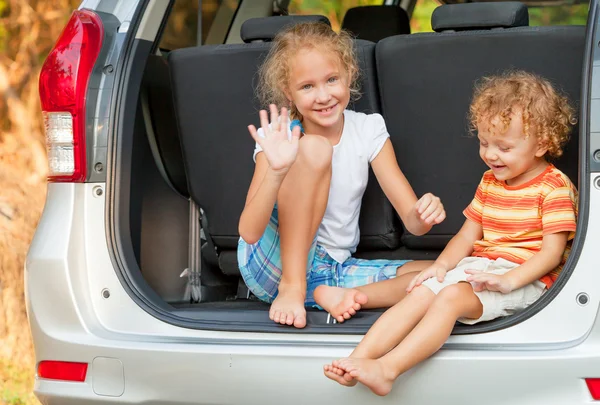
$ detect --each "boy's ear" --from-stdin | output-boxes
[535,139,549,157]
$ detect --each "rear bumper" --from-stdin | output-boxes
[31,329,600,405]
[25,183,600,405]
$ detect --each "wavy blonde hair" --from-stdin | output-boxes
[257,21,360,120]
[469,71,577,158]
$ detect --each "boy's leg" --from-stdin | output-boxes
[314,260,434,322]
[272,135,332,328]
[323,285,435,385]
[335,283,483,396]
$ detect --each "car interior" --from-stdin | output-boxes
[116,1,585,333]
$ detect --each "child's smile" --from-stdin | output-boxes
[315,103,339,116]
[286,48,350,140]
[489,163,507,172]
[478,112,548,187]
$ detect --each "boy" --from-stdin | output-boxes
[321,71,578,396]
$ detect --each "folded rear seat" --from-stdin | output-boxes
[375,2,584,252]
[141,54,189,198]
[169,16,401,276]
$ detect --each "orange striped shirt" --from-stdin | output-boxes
[463,165,578,288]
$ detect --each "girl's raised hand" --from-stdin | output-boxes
[247,104,301,174]
[415,193,446,226]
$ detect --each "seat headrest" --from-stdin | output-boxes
[342,6,410,42]
[432,2,529,32]
[240,15,331,43]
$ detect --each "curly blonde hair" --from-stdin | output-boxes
[256,21,360,120]
[469,71,577,158]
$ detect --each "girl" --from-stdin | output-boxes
[237,22,445,329]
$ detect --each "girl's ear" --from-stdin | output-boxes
[283,89,292,102]
[280,82,291,102]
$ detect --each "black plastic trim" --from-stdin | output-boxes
[84,10,121,183]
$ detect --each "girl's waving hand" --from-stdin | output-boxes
[248,105,301,174]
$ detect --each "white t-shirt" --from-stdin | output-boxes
[254,110,389,263]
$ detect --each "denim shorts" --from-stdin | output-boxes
[237,206,411,306]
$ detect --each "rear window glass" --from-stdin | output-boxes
[159,0,199,50]
[159,0,235,49]
[411,0,589,33]
[288,0,384,31]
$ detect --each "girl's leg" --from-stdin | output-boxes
[314,260,434,322]
[272,135,332,328]
[336,283,483,396]
[358,260,434,307]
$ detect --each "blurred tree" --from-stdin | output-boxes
[160,0,199,49]
[0,0,78,367]
[0,0,79,181]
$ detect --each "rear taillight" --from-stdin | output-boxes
[37,361,88,382]
[39,9,103,182]
[587,379,600,400]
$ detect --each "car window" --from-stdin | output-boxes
[159,0,239,49]
[288,0,384,31]
[410,0,589,33]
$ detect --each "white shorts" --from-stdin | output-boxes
[421,257,547,325]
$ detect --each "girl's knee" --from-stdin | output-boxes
[297,135,333,172]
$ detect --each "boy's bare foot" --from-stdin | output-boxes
[323,363,357,387]
[336,357,396,396]
[314,286,368,323]
[270,289,306,328]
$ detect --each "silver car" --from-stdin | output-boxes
[27,0,600,403]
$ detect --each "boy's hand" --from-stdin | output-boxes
[414,193,446,226]
[465,270,514,294]
[407,263,447,292]
[248,105,301,174]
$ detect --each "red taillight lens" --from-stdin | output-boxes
[37,361,88,382]
[587,379,600,400]
[39,9,103,182]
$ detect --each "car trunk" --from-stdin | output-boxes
[106,5,589,335]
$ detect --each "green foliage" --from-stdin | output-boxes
[410,0,589,32]
[529,3,589,26]
[411,0,440,32]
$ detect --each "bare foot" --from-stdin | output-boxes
[270,289,307,328]
[314,285,368,323]
[337,357,396,396]
[323,363,357,387]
